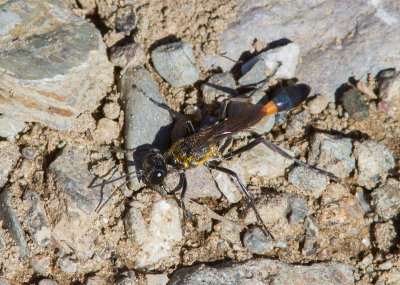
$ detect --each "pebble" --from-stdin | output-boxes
[340,88,369,121]
[233,142,294,181]
[377,69,400,117]
[183,165,221,199]
[205,2,400,102]
[353,140,394,189]
[308,133,355,179]
[0,189,29,260]
[358,253,373,269]
[58,256,78,274]
[145,274,169,285]
[0,0,113,130]
[85,276,107,285]
[0,117,26,140]
[94,118,120,143]
[31,255,51,275]
[23,190,51,247]
[238,59,267,86]
[202,72,237,106]
[243,226,274,254]
[109,43,145,70]
[48,146,117,214]
[121,67,172,191]
[21,147,37,160]
[373,221,396,252]
[308,95,329,115]
[284,110,309,139]
[241,43,300,80]
[124,199,182,269]
[371,179,400,221]
[168,259,354,285]
[0,141,20,188]
[114,6,136,35]
[38,280,57,285]
[355,189,372,214]
[103,102,121,120]
[152,42,199,87]
[288,166,328,198]
[286,194,308,224]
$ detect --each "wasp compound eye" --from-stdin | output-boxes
[147,169,167,185]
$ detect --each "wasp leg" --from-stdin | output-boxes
[179,172,189,235]
[132,84,195,134]
[207,164,275,241]
[224,137,340,181]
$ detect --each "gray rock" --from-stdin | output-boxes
[355,189,372,214]
[0,141,20,188]
[0,0,113,130]
[288,166,328,198]
[168,259,354,285]
[21,147,37,160]
[0,278,10,285]
[377,69,400,117]
[0,116,25,139]
[241,43,300,81]
[354,140,394,189]
[373,221,396,252]
[23,190,51,247]
[243,226,274,254]
[48,146,117,214]
[340,88,369,121]
[31,255,51,275]
[203,1,400,102]
[202,72,237,106]
[284,110,309,139]
[121,66,172,191]
[0,189,29,259]
[308,133,355,179]
[184,165,221,199]
[376,266,400,285]
[238,59,268,86]
[58,255,78,274]
[124,199,182,269]
[146,274,169,285]
[371,178,400,221]
[286,195,308,224]
[152,42,199,87]
[109,43,145,70]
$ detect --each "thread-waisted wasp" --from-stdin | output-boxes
[89,78,339,241]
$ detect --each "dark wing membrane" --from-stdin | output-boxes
[188,104,266,155]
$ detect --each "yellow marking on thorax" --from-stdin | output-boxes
[168,142,221,169]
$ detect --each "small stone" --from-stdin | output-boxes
[238,59,267,86]
[340,88,369,121]
[377,69,400,117]
[284,110,309,139]
[371,179,400,221]
[145,274,169,285]
[21,147,37,160]
[103,102,121,120]
[218,208,241,245]
[286,195,308,224]
[94,118,120,143]
[241,43,300,80]
[124,199,182,269]
[184,165,221,199]
[358,253,373,269]
[288,166,328,198]
[110,43,145,69]
[121,67,172,191]
[202,72,237,105]
[0,141,20,188]
[308,95,329,115]
[0,189,29,260]
[0,0,113,130]
[308,133,355,179]
[38,280,57,285]
[168,259,354,285]
[373,221,396,252]
[355,189,372,214]
[31,255,51,275]
[376,266,400,285]
[23,190,51,247]
[354,140,394,189]
[58,256,78,274]
[0,116,26,139]
[114,6,136,35]
[243,226,274,254]
[152,42,199,87]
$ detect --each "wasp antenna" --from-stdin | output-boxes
[95,181,129,213]
[89,171,137,188]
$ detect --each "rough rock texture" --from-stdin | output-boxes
[0,0,113,129]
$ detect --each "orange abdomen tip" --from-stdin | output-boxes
[261,101,278,115]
